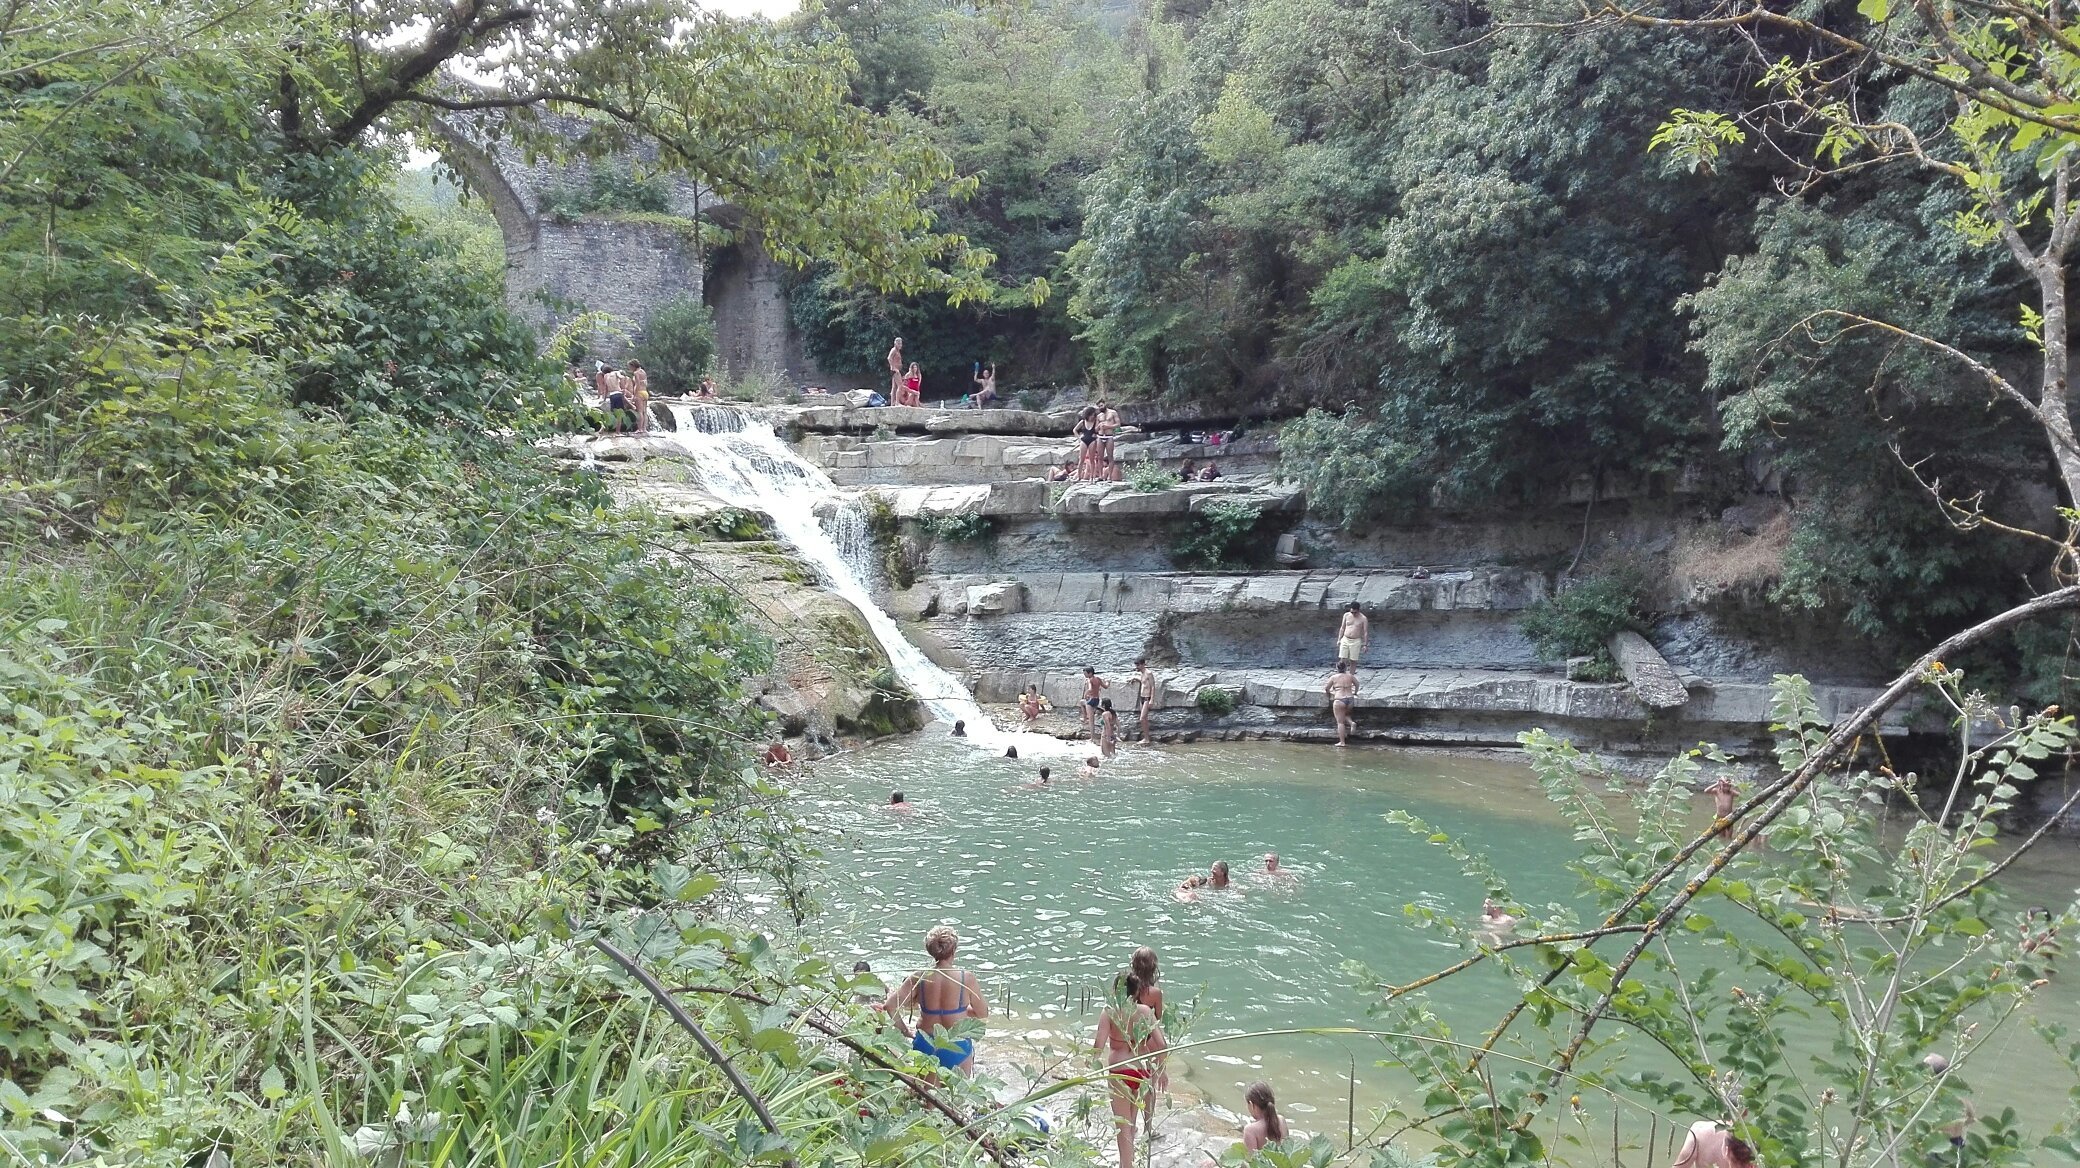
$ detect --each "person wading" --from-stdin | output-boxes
[1324,660,1359,746]
[1092,971,1168,1168]
[884,925,987,1075]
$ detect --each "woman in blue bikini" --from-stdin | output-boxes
[884,925,987,1075]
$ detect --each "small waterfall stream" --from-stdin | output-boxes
[656,404,1068,756]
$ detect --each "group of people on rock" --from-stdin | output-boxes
[877,928,1295,1168]
[573,360,650,434]
[881,337,1002,410]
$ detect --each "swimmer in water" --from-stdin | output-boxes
[1082,756,1102,780]
[1477,898,1518,943]
[1005,745,1018,758]
[887,790,916,813]
[951,720,967,738]
[1016,766,1053,791]
[1173,874,1208,902]
[1208,860,1232,890]
[1260,852,1296,883]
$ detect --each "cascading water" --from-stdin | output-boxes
[657,403,1070,756]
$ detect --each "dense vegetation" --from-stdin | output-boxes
[0,0,1062,1163]
[773,0,2075,686]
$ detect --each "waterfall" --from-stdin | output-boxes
[655,403,1067,757]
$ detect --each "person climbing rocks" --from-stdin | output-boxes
[1336,601,1370,665]
[972,362,997,409]
[884,925,987,1076]
[1324,660,1359,747]
[1092,971,1168,1168]
[1132,657,1157,744]
[1099,698,1120,758]
[886,337,905,402]
[1081,666,1109,735]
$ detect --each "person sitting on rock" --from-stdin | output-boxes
[1020,684,1048,725]
[1197,461,1220,481]
[762,741,793,767]
[972,362,998,409]
[1049,462,1077,483]
[696,376,718,401]
[900,362,924,407]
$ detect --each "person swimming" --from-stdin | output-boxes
[884,925,987,1075]
[1208,860,1231,889]
[1016,766,1052,791]
[1082,756,1102,780]
[1173,874,1208,902]
[1477,898,1518,943]
[887,790,915,813]
[951,721,967,737]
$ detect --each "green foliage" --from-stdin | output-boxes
[918,512,995,543]
[1278,408,1430,527]
[1195,686,1238,716]
[1127,462,1184,493]
[1359,676,2080,1166]
[1518,569,1648,677]
[635,295,719,395]
[1171,500,1265,569]
[537,165,674,221]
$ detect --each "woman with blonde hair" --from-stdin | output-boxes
[883,925,987,1074]
[900,361,924,407]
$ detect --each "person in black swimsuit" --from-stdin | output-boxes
[1075,406,1104,481]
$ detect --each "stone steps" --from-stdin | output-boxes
[892,568,1545,617]
[848,477,1304,522]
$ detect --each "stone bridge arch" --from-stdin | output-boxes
[430,112,826,384]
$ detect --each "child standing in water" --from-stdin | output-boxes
[1092,971,1168,1168]
[1099,698,1120,758]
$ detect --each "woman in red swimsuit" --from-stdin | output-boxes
[1092,970,1167,1168]
[901,362,923,407]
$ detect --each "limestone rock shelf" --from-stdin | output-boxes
[968,666,1904,742]
[848,477,1303,522]
[776,403,1070,435]
[794,431,1280,486]
[891,568,1546,618]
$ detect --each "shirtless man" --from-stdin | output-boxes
[1208,860,1232,889]
[1324,660,1359,747]
[972,363,997,409]
[1703,775,1737,837]
[886,790,916,813]
[887,337,905,402]
[1132,657,1157,744]
[1260,853,1295,883]
[1335,602,1370,665]
[1096,399,1124,481]
[1081,666,1109,734]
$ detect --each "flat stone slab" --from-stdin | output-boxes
[1610,630,1689,709]
[904,569,1548,616]
[772,403,1072,435]
[1051,479,1304,518]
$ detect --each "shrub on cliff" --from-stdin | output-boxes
[1171,501,1265,569]
[636,295,720,394]
[1519,568,1649,680]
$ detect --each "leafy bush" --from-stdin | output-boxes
[635,296,718,394]
[1171,501,1265,569]
[1279,409,1432,529]
[1519,569,1649,678]
[1195,686,1238,716]
[919,513,995,542]
[1127,461,1183,492]
[537,165,674,220]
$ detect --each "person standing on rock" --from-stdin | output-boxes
[1081,666,1109,734]
[1324,660,1359,747]
[627,359,650,434]
[1074,407,1105,481]
[1096,399,1123,480]
[886,337,905,402]
[1336,602,1370,666]
[1132,657,1157,744]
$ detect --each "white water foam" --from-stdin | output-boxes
[656,403,1075,758]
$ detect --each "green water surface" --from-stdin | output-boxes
[795,736,2080,1147]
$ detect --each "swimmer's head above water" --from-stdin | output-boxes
[1210,860,1230,888]
[951,720,966,737]
[1264,853,1281,873]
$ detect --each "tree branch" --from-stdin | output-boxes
[324,1,539,148]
